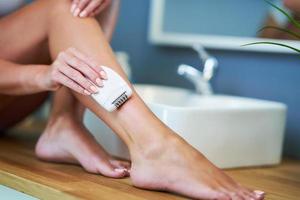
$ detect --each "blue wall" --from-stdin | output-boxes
[163,0,268,37]
[111,0,300,159]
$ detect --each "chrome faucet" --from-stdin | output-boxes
[177,44,218,95]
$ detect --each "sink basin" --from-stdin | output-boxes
[84,84,287,168]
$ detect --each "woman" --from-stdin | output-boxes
[260,0,300,40]
[284,0,300,13]
[0,1,265,199]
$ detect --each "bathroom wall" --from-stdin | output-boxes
[111,0,300,159]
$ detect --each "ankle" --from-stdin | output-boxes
[113,94,182,156]
[130,132,182,162]
[48,111,80,124]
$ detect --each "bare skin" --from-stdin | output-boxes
[260,0,300,40]
[0,0,265,199]
[70,0,111,18]
[284,0,300,13]
[36,88,130,177]
[0,0,130,177]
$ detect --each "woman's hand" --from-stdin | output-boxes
[45,47,107,95]
[70,0,111,18]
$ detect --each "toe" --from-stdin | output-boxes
[241,191,257,200]
[238,187,258,200]
[194,188,231,200]
[85,156,129,178]
[216,192,231,200]
[218,183,245,200]
[253,190,265,200]
[227,191,245,200]
[110,159,131,170]
[242,188,262,200]
[96,163,128,178]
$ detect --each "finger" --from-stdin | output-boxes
[54,71,89,95]
[73,0,80,4]
[89,5,102,17]
[71,0,80,14]
[90,0,110,16]
[80,0,102,17]
[64,48,103,87]
[71,0,80,13]
[74,0,90,17]
[68,47,107,80]
[99,0,111,11]
[57,60,98,94]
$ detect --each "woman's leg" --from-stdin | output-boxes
[46,1,263,200]
[0,0,129,177]
[35,0,130,178]
[0,0,52,130]
[36,87,130,177]
[0,93,48,131]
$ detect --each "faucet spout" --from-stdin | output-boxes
[177,44,217,95]
[192,44,218,82]
[177,64,212,95]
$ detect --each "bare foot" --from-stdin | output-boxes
[35,114,130,178]
[130,134,265,200]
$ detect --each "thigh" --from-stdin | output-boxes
[0,92,49,131]
[0,0,56,130]
[0,0,53,64]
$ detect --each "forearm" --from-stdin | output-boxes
[0,59,49,95]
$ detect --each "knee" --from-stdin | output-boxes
[47,0,99,21]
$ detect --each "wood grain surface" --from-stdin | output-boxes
[0,128,299,200]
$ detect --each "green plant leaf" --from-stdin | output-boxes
[265,0,300,29]
[242,42,300,53]
[258,26,300,39]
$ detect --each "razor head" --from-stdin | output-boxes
[91,66,133,112]
[112,92,129,109]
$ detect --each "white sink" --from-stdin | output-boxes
[84,84,287,168]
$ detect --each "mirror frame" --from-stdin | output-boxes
[149,0,300,53]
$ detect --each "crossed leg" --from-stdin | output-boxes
[41,1,264,200]
[0,0,264,199]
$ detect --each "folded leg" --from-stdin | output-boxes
[0,0,129,177]
[45,1,264,199]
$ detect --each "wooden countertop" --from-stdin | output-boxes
[0,128,299,199]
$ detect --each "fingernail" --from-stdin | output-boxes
[70,4,76,13]
[96,78,103,87]
[100,70,107,79]
[254,190,265,195]
[90,85,99,93]
[73,8,80,17]
[84,90,91,95]
[79,10,87,18]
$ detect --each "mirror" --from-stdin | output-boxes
[149,0,300,53]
